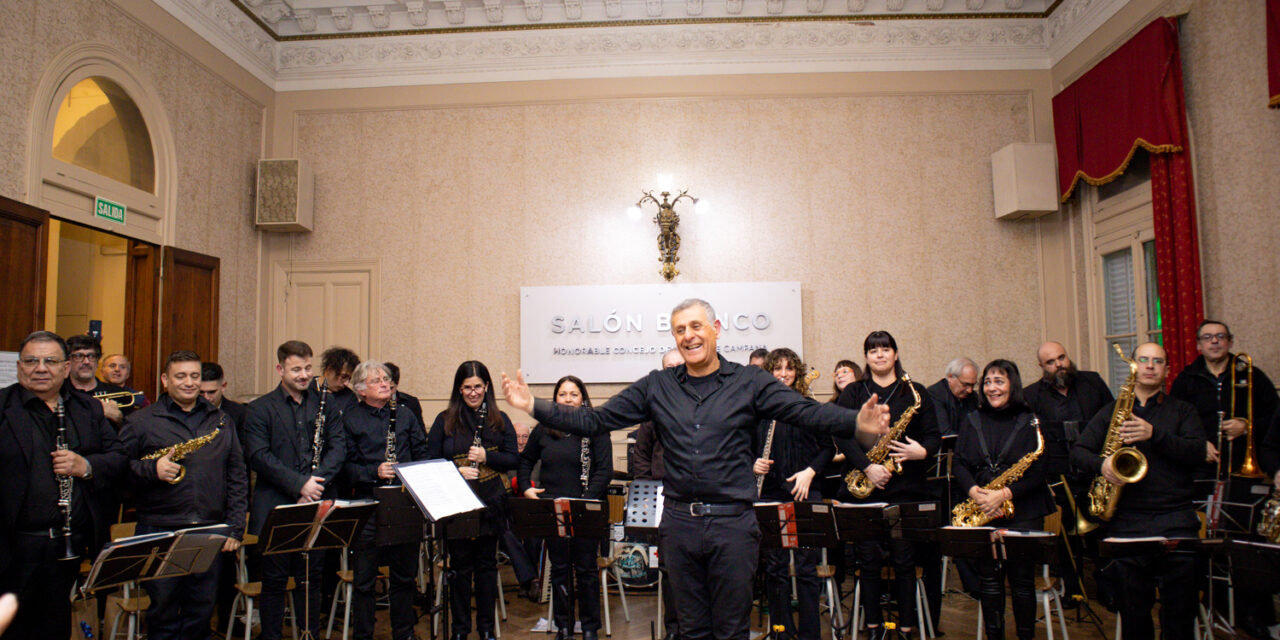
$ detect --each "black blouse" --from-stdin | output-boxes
[954,405,1054,523]
[517,425,612,500]
[834,377,941,502]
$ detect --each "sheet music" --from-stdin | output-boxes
[395,460,485,521]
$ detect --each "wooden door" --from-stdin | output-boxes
[124,241,160,397]
[160,246,220,370]
[0,196,50,348]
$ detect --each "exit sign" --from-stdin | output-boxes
[94,196,126,224]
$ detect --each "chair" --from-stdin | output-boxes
[325,551,354,640]
[104,522,149,640]
[848,566,934,639]
[598,553,632,636]
[225,533,299,640]
[816,548,845,636]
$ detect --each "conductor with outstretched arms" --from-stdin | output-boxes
[502,298,889,640]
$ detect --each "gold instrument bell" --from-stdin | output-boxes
[140,428,221,484]
[93,390,137,408]
[1232,353,1264,479]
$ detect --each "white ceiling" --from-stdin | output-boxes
[151,0,1129,90]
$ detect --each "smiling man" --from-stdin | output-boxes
[502,298,889,640]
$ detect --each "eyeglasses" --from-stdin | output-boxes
[460,384,487,394]
[1136,356,1167,365]
[1198,333,1230,343]
[69,352,99,362]
[364,376,391,386]
[18,356,68,368]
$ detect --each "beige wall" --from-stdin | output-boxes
[262,72,1057,413]
[0,0,268,397]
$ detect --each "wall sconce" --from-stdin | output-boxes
[626,174,709,282]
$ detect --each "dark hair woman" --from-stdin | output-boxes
[953,359,1054,640]
[833,330,940,640]
[427,360,520,640]
[517,375,613,640]
[753,348,834,640]
[829,358,863,403]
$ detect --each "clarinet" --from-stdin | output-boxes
[383,394,398,484]
[580,437,591,495]
[470,401,487,469]
[310,380,329,473]
[55,398,78,560]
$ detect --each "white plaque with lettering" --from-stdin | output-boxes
[519,282,802,383]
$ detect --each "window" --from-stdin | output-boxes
[51,76,155,193]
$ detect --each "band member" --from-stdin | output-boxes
[66,334,133,427]
[502,299,888,640]
[1070,342,1204,640]
[119,351,247,640]
[318,346,360,413]
[428,361,519,640]
[199,363,248,452]
[834,330,940,640]
[829,359,862,403]
[341,361,428,640]
[0,331,126,640]
[927,357,978,437]
[244,341,347,640]
[1024,341,1114,452]
[99,353,150,409]
[954,360,1054,640]
[384,362,425,428]
[519,375,612,640]
[752,348,833,640]
[1171,320,1278,477]
[749,348,769,368]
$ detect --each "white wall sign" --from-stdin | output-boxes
[520,282,803,383]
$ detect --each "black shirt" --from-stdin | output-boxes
[16,388,89,531]
[1069,391,1204,515]
[926,378,976,437]
[531,355,864,505]
[341,399,428,495]
[953,405,1053,523]
[834,377,941,502]
[518,426,613,500]
[755,417,835,502]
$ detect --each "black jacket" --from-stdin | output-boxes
[628,421,665,480]
[953,406,1054,523]
[244,383,347,536]
[341,399,428,495]
[926,378,977,437]
[1170,354,1278,475]
[395,391,425,431]
[120,396,248,539]
[0,383,127,573]
[755,417,835,502]
[427,406,519,535]
[219,398,249,460]
[518,426,612,500]
[1070,392,1204,515]
[834,377,941,503]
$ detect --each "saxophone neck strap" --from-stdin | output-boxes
[969,412,1031,472]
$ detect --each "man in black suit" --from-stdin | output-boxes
[0,331,126,640]
[384,362,425,429]
[244,340,347,640]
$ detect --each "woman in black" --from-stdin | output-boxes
[427,361,519,640]
[953,359,1053,640]
[752,348,834,640]
[518,376,613,640]
[835,331,940,640]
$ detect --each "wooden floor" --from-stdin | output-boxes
[359,566,1123,640]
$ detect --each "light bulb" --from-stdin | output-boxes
[626,205,642,220]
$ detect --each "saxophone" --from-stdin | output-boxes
[310,380,329,473]
[55,398,77,560]
[1086,344,1149,521]
[845,374,922,499]
[1258,486,1280,543]
[140,421,223,484]
[951,420,1044,527]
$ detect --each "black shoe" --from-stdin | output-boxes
[582,630,598,640]
[555,629,574,640]
[865,627,887,640]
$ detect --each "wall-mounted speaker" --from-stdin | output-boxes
[991,143,1059,220]
[255,158,314,232]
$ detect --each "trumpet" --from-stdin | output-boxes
[93,390,137,408]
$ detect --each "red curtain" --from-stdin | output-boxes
[1051,18,1204,377]
[1269,0,1279,108]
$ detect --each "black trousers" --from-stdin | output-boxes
[547,536,602,631]
[660,507,760,640]
[976,517,1042,640]
[855,535,917,628]
[135,523,222,640]
[351,520,419,640]
[259,549,323,640]
[762,547,820,640]
[1104,510,1200,640]
[446,535,499,635]
[0,532,82,640]
[658,550,678,639]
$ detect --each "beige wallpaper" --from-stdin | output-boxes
[267,90,1044,406]
[0,0,264,397]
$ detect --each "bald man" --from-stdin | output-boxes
[1069,343,1204,640]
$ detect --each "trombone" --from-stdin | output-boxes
[1232,353,1264,478]
[93,390,137,408]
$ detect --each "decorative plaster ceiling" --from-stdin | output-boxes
[148,0,1128,90]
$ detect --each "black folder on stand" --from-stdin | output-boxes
[831,502,901,542]
[259,500,377,555]
[755,501,839,549]
[509,497,610,539]
[375,485,427,547]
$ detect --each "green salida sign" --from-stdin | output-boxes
[94,196,126,224]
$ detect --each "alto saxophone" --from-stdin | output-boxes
[1258,486,1280,543]
[845,374,921,499]
[1086,344,1149,521]
[951,420,1044,527]
[55,398,77,560]
[311,380,329,473]
[140,421,223,484]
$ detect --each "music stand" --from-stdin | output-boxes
[510,497,610,540]
[623,480,663,543]
[80,525,230,594]
[1100,535,1230,636]
[937,526,999,561]
[1228,539,1280,592]
[375,485,427,547]
[894,501,943,543]
[260,501,376,640]
[831,503,901,543]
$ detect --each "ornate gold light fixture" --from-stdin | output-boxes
[627,174,708,282]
